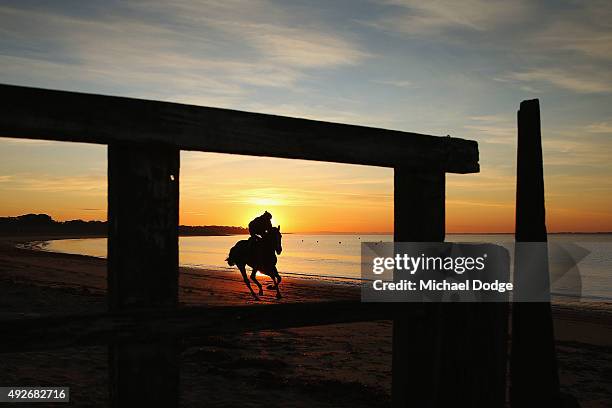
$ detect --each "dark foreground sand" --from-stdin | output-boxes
[0,236,611,407]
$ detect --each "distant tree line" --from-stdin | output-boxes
[0,214,248,236]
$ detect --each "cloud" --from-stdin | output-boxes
[447,167,513,190]
[0,1,368,105]
[543,136,612,167]
[204,21,369,69]
[182,177,392,208]
[0,173,106,195]
[0,7,299,92]
[501,69,612,94]
[371,79,412,88]
[367,0,612,97]
[532,1,612,61]
[585,122,612,134]
[536,22,612,61]
[368,0,530,34]
[446,199,513,209]
[142,0,370,67]
[464,114,515,145]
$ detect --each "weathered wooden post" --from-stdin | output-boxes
[392,168,445,408]
[107,143,180,407]
[510,99,561,406]
[393,165,508,407]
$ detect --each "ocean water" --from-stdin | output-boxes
[40,233,612,302]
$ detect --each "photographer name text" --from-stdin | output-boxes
[372,279,513,293]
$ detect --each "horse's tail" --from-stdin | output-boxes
[226,246,237,266]
[227,240,250,267]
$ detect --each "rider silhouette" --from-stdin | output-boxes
[248,211,273,242]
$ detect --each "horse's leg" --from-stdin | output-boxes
[250,268,263,296]
[239,264,259,300]
[265,271,278,290]
[272,266,282,299]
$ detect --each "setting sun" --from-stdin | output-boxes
[241,207,285,231]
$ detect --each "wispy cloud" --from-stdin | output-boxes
[543,135,612,167]
[501,68,612,94]
[0,1,368,105]
[0,173,105,195]
[221,23,369,68]
[532,1,612,61]
[446,199,513,209]
[536,22,612,61]
[144,0,369,67]
[586,122,612,134]
[367,0,612,97]
[371,79,412,88]
[464,115,515,145]
[368,0,530,34]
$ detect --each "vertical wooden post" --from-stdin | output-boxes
[107,143,180,407]
[393,168,508,408]
[392,168,444,408]
[510,99,561,406]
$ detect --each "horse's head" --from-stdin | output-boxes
[271,225,282,255]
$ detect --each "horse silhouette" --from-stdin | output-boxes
[226,225,282,300]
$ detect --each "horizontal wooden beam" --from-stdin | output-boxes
[0,84,478,173]
[0,301,405,353]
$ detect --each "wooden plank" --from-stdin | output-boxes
[0,302,403,353]
[510,99,561,406]
[107,143,180,407]
[0,84,479,173]
[392,168,445,408]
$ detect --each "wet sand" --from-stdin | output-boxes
[0,236,611,407]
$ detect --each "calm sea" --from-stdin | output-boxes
[40,233,612,303]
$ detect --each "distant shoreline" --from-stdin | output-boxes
[0,231,247,240]
[0,214,249,237]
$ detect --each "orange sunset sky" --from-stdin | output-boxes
[0,141,610,233]
[1,1,611,233]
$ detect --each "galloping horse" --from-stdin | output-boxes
[226,226,283,300]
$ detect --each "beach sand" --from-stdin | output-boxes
[0,236,611,407]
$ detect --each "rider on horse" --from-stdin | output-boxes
[248,211,273,242]
[227,212,282,299]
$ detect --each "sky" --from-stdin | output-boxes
[0,0,611,233]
